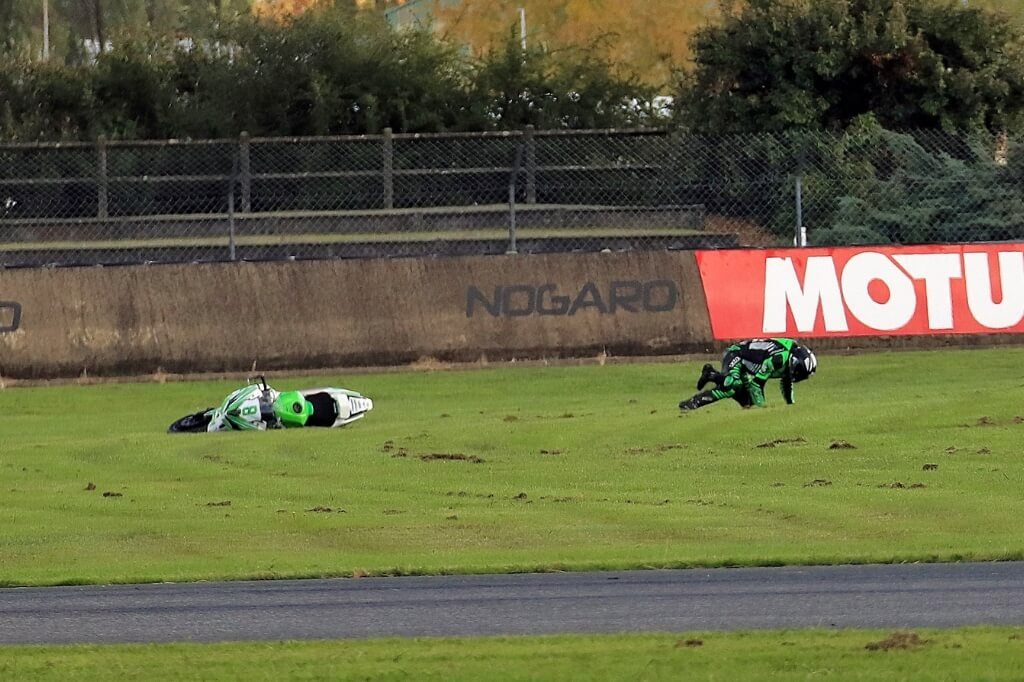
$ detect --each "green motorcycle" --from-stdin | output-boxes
[168,376,373,433]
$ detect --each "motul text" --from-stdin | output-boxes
[696,244,1024,338]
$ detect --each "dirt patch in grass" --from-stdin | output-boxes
[829,440,856,450]
[865,632,929,651]
[804,479,832,487]
[539,449,563,455]
[962,416,997,427]
[446,491,494,499]
[624,444,683,455]
[84,482,96,491]
[922,463,939,471]
[879,482,927,489]
[306,506,345,513]
[206,500,231,507]
[419,453,485,463]
[102,491,122,498]
[676,638,704,647]
[383,441,410,457]
[756,437,807,449]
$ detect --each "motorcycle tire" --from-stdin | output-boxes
[168,409,215,433]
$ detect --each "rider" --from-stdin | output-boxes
[679,338,817,410]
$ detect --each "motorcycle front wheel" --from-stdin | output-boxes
[168,409,215,433]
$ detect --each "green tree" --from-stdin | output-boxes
[811,123,1024,245]
[678,0,1024,134]
[465,28,660,131]
[1,0,40,57]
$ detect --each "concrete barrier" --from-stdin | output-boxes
[2,251,1019,380]
[0,252,715,379]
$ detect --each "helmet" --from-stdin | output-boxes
[789,345,817,382]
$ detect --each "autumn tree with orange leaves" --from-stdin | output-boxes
[252,0,406,22]
[432,0,720,88]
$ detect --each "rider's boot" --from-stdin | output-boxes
[696,364,721,391]
[679,391,719,411]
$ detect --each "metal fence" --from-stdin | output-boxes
[0,126,1020,267]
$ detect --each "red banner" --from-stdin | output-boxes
[696,243,1024,339]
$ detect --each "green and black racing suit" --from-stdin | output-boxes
[680,338,812,410]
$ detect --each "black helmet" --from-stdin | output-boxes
[789,345,817,382]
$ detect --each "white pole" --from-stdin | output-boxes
[519,7,526,50]
[42,0,50,60]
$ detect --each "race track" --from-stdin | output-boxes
[2,562,1023,645]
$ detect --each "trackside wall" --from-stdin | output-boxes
[0,251,713,379]
[1,244,1022,379]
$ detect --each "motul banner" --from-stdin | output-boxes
[696,243,1024,338]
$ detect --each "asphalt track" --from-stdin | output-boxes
[2,562,1023,645]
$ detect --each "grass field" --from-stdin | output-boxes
[3,346,1024,679]
[2,347,1023,587]
[4,628,1024,681]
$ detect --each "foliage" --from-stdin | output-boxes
[0,2,653,141]
[463,29,659,131]
[432,0,718,89]
[817,126,1024,244]
[678,0,1024,135]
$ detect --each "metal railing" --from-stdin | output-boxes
[0,126,1020,267]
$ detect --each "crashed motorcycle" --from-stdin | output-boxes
[168,376,373,433]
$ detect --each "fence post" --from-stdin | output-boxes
[524,124,536,204]
[96,135,108,219]
[228,150,239,262]
[508,137,525,255]
[382,127,394,210]
[794,173,807,247]
[239,131,251,213]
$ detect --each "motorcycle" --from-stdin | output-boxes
[168,376,373,433]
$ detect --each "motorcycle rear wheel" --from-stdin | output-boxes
[168,409,215,433]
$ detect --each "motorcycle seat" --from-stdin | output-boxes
[304,391,340,427]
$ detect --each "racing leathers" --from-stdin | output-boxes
[679,338,816,411]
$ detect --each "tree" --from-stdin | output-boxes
[810,123,1024,245]
[1,0,40,57]
[433,0,717,89]
[463,29,659,130]
[678,0,1024,134]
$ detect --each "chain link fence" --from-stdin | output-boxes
[1,127,1020,267]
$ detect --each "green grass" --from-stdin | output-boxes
[2,348,1024,586]
[3,628,1024,681]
